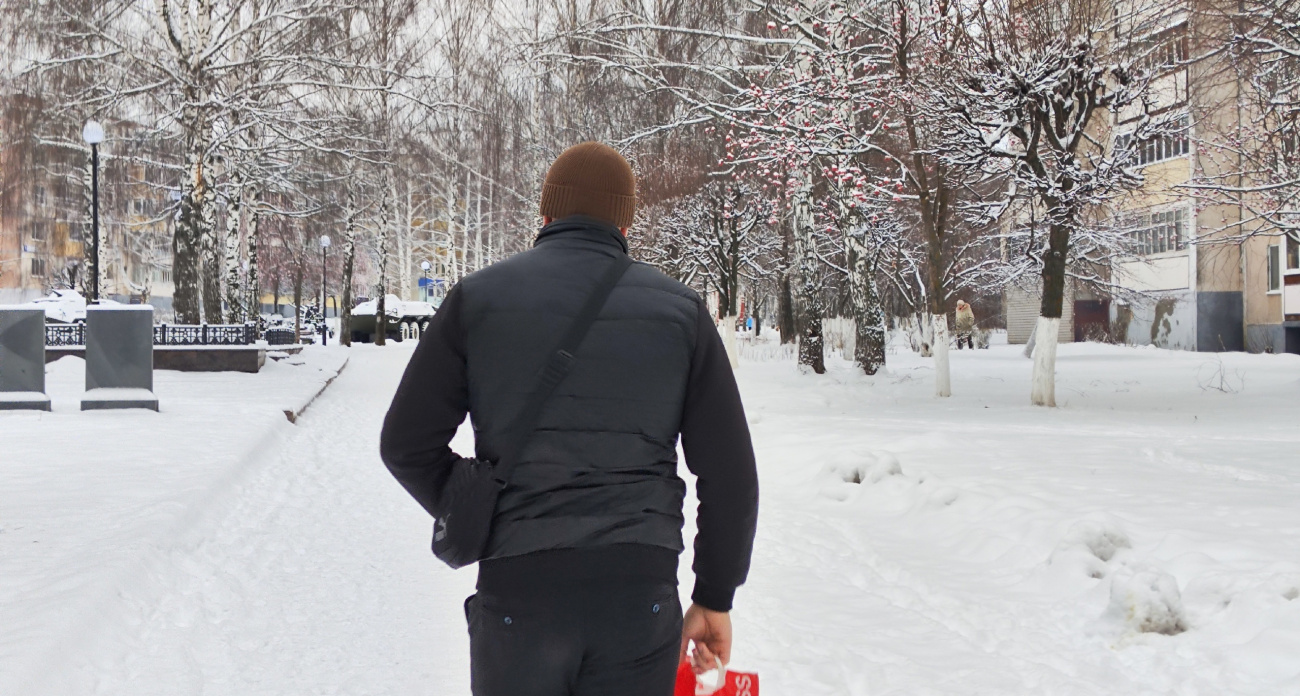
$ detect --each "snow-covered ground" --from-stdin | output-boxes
[0,347,351,694]
[734,337,1300,694]
[2,338,1298,694]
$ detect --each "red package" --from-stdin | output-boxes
[675,661,759,696]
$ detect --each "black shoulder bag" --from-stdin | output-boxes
[432,254,635,569]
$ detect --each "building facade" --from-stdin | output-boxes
[1,101,176,310]
[1005,0,1299,354]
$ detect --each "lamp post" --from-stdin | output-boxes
[82,120,104,303]
[320,235,331,346]
[420,260,431,302]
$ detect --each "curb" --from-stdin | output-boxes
[284,354,350,423]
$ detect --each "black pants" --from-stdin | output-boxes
[466,581,682,696]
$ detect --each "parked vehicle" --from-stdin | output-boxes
[348,294,435,343]
[23,288,121,323]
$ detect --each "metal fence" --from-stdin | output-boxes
[45,323,84,346]
[154,323,256,346]
[263,327,296,346]
[46,322,258,347]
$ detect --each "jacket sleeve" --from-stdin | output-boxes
[679,301,760,612]
[379,283,470,517]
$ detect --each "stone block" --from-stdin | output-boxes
[0,308,50,411]
[82,305,158,411]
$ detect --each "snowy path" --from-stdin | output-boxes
[18,346,475,695]
[7,340,1299,695]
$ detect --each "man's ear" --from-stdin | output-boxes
[542,216,553,225]
[619,228,628,236]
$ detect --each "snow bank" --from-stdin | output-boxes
[1048,518,1133,580]
[726,340,1300,694]
[1104,568,1189,636]
[2,288,123,323]
[351,294,435,318]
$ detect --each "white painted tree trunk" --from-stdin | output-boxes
[1031,316,1060,407]
[722,315,739,369]
[910,314,934,357]
[932,314,951,397]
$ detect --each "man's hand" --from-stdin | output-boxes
[679,603,732,673]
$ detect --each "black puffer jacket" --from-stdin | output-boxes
[381,216,758,611]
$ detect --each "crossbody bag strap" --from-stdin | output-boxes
[492,254,635,484]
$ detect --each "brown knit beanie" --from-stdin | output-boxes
[539,142,636,228]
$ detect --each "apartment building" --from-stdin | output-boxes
[1006,0,1299,354]
[1,99,176,309]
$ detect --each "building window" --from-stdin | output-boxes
[1116,115,1190,166]
[1268,245,1282,292]
[34,186,47,207]
[1136,25,1188,76]
[31,257,46,277]
[29,221,48,241]
[131,198,150,216]
[1130,208,1188,255]
[1288,233,1300,271]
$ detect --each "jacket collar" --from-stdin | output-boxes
[535,215,629,254]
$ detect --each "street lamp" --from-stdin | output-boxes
[320,235,331,346]
[420,260,431,302]
[82,120,104,303]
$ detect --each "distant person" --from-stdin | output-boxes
[380,141,760,696]
[955,300,975,350]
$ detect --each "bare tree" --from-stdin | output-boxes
[932,0,1171,405]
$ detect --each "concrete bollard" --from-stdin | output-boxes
[0,308,51,411]
[81,305,158,411]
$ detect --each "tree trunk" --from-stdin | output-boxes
[293,262,303,344]
[375,196,390,347]
[173,114,209,324]
[174,190,204,324]
[223,174,245,324]
[81,152,96,299]
[200,164,222,324]
[846,234,886,375]
[1031,221,1070,406]
[722,315,739,368]
[778,222,796,344]
[792,187,824,374]
[1031,316,1059,406]
[933,314,951,397]
[778,274,795,345]
[340,204,358,347]
[245,192,261,331]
